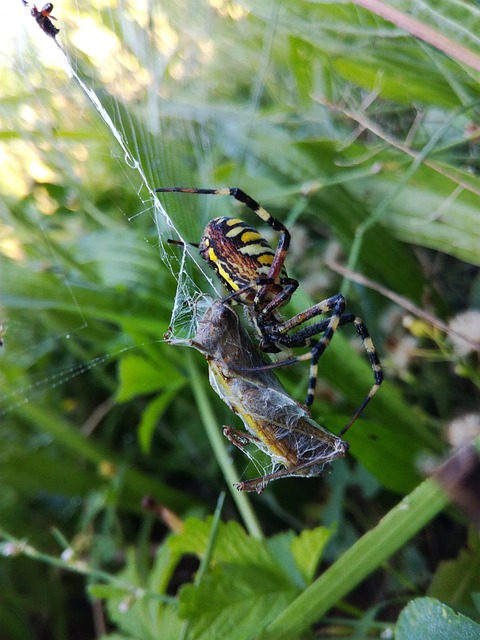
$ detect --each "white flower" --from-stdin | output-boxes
[448,310,480,357]
[447,413,480,448]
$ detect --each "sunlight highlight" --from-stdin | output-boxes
[71,17,118,59]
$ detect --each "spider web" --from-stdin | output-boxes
[47,3,226,342]
[4,0,478,470]
[0,0,287,423]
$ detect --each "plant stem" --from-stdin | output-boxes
[261,477,448,640]
[187,352,263,539]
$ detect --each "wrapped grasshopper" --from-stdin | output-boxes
[182,299,349,493]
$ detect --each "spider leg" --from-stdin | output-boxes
[338,318,382,435]
[259,293,346,405]
[255,280,298,318]
[221,275,299,351]
[247,292,383,422]
[304,312,382,422]
[235,315,353,374]
[221,276,297,307]
[271,312,355,348]
[302,295,346,406]
[270,293,345,336]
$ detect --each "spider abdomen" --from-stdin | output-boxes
[199,216,288,303]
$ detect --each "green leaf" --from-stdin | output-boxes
[116,354,183,402]
[350,164,480,267]
[179,564,299,640]
[88,585,130,599]
[333,53,459,107]
[260,478,448,640]
[0,446,102,498]
[428,544,480,608]
[265,531,306,589]
[396,597,480,640]
[9,399,195,512]
[102,547,183,640]
[138,388,184,454]
[290,527,332,585]
[172,518,325,638]
[341,417,422,494]
[169,518,275,568]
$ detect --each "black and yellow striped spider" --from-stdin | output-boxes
[156,186,382,429]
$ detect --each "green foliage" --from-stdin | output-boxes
[74,517,332,640]
[428,533,480,609]
[1,0,480,637]
[174,519,321,639]
[91,546,183,640]
[396,597,480,640]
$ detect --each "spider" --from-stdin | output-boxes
[156,186,382,427]
[31,3,59,38]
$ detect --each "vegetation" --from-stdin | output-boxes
[1,0,480,638]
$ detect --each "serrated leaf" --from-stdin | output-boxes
[172,519,331,639]
[169,517,277,570]
[396,597,480,640]
[290,527,332,584]
[179,564,299,640]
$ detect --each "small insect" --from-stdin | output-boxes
[156,186,382,428]
[30,3,59,38]
[174,299,349,493]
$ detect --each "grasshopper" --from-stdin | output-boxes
[179,299,349,493]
